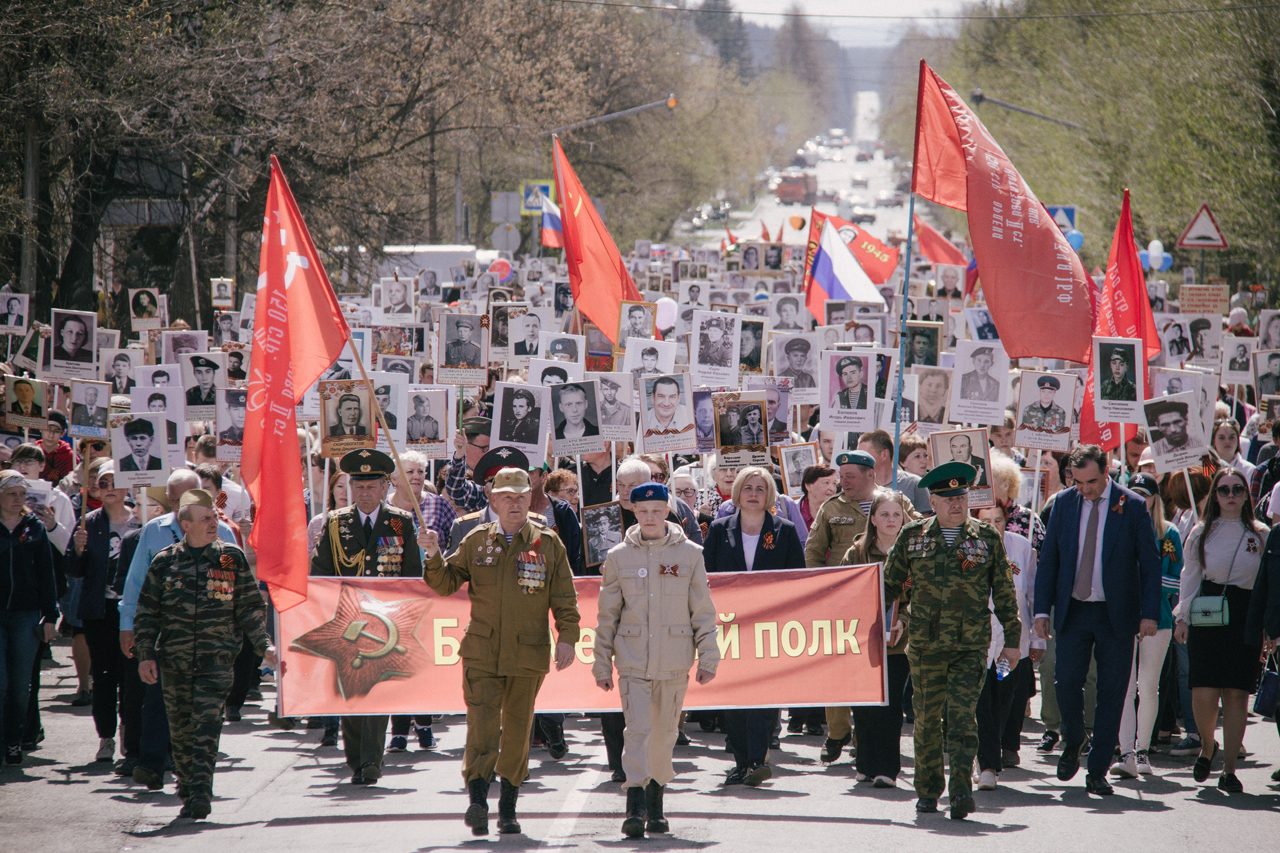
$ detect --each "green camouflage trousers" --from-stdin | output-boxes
[906,647,988,800]
[161,665,234,802]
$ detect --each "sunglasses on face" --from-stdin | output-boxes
[1216,484,1247,497]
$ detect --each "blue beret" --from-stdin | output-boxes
[630,482,669,504]
[834,450,875,469]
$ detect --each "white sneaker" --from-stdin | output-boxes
[1135,750,1153,775]
[976,769,998,790]
[872,775,896,788]
[95,737,115,763]
[1111,752,1138,779]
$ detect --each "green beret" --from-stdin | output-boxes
[920,461,977,497]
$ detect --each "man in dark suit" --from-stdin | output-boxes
[329,394,368,437]
[120,418,164,471]
[1033,444,1160,796]
[9,379,41,418]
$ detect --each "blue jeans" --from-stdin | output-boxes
[1173,639,1198,737]
[0,611,42,749]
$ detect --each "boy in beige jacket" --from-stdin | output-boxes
[594,482,720,838]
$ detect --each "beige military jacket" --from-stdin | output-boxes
[593,522,720,682]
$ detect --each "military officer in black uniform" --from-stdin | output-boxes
[309,448,423,784]
[185,355,220,406]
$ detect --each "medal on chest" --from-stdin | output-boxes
[373,536,405,576]
[957,538,990,572]
[205,568,236,601]
[516,548,546,594]
[908,533,936,557]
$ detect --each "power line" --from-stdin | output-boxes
[543,0,1280,21]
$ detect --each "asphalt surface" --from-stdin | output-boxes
[6,639,1278,852]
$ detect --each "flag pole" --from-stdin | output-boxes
[890,193,918,491]
[345,335,428,534]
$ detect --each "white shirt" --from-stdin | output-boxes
[741,532,760,571]
[1074,480,1111,602]
[221,477,252,523]
[988,530,1043,664]
[358,507,380,531]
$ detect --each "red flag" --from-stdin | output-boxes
[911,60,1093,362]
[802,209,899,296]
[1079,189,1160,450]
[912,215,967,266]
[243,156,351,610]
[724,225,739,247]
[760,221,771,242]
[552,138,640,347]
[963,257,980,299]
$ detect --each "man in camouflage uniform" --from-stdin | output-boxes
[1099,350,1136,401]
[310,448,422,784]
[134,489,270,820]
[1019,375,1068,432]
[883,461,1022,820]
[422,467,580,837]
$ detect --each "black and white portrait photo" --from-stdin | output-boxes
[0,294,28,335]
[690,310,741,388]
[619,301,658,345]
[49,309,97,379]
[583,501,624,568]
[949,340,1009,426]
[927,427,994,508]
[818,351,873,433]
[903,322,942,368]
[210,277,235,310]
[318,380,376,458]
[129,289,162,331]
[436,313,487,384]
[550,380,605,456]
[1093,336,1144,424]
[1143,392,1209,474]
[69,380,110,439]
[110,413,171,488]
[492,382,549,467]
[770,333,819,405]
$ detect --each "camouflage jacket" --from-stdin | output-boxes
[883,516,1022,654]
[134,539,268,672]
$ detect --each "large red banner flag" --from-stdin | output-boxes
[243,156,351,610]
[552,138,641,348]
[911,60,1093,362]
[802,209,899,290]
[1080,189,1161,450]
[911,214,968,266]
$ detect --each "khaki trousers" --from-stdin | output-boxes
[825,705,852,740]
[461,669,544,786]
[620,675,689,789]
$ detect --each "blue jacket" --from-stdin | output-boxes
[703,510,805,573]
[1034,483,1161,635]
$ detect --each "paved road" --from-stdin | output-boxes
[7,640,1278,852]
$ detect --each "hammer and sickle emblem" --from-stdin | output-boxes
[342,610,406,669]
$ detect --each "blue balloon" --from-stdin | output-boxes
[1066,228,1085,252]
[1138,249,1151,270]
[1160,252,1174,271]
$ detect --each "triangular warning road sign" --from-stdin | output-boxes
[1176,204,1228,250]
[1051,208,1073,230]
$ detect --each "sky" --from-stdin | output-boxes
[737,0,973,47]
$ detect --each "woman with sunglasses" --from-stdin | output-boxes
[1111,474,1182,778]
[1174,467,1268,792]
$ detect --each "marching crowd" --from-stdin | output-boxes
[1,254,1279,837]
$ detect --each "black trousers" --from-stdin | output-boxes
[852,653,909,779]
[83,602,125,740]
[724,708,778,768]
[977,658,1033,772]
[226,639,261,711]
[1001,660,1034,751]
[119,651,145,759]
[600,711,625,771]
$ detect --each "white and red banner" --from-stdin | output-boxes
[277,565,889,715]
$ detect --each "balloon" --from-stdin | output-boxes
[654,297,678,329]
[1065,229,1084,252]
[788,215,806,231]
[1147,239,1164,258]
[1138,249,1151,271]
[1160,253,1174,271]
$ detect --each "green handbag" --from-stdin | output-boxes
[1188,594,1229,627]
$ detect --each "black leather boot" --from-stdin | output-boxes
[464,777,489,836]
[645,780,668,833]
[622,786,647,838]
[497,778,521,834]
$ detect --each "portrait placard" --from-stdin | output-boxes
[582,502,624,568]
[618,301,658,348]
[215,388,247,463]
[819,350,873,433]
[319,379,376,459]
[745,375,794,446]
[779,442,818,500]
[1182,313,1221,367]
[738,317,767,375]
[770,332,819,405]
[902,321,943,368]
[538,332,586,367]
[0,293,29,336]
[550,380,606,457]
[530,358,584,388]
[639,373,696,454]
[211,311,241,347]
[491,382,549,468]
[769,294,809,333]
[1092,336,1145,423]
[210,277,235,310]
[369,371,408,454]
[949,340,1010,426]
[1257,310,1280,351]
[1144,391,1209,475]
[161,330,208,365]
[621,337,676,379]
[49,309,97,380]
[587,372,635,441]
[1220,334,1256,387]
[68,380,110,439]
[4,375,48,432]
[713,391,770,468]
[1253,349,1280,399]
[927,427,994,509]
[130,385,187,467]
[375,276,416,321]
[179,351,226,421]
[435,314,488,385]
[110,413,171,489]
[1015,371,1074,452]
[487,301,525,361]
[509,306,551,363]
[690,310,741,389]
[910,366,952,435]
[405,386,453,459]
[129,289,163,331]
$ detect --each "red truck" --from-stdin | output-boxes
[775,172,817,206]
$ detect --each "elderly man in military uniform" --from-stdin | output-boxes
[1099,349,1137,401]
[421,467,580,837]
[1020,375,1068,432]
[779,338,816,388]
[446,318,482,367]
[309,448,422,785]
[959,346,1000,402]
[184,355,220,406]
[834,355,868,410]
[594,483,719,839]
[500,388,540,445]
[218,390,247,444]
[133,489,271,820]
[883,462,1021,820]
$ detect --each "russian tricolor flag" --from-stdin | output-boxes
[805,219,886,320]
[540,194,564,249]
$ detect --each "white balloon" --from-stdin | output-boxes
[655,296,678,329]
[1147,239,1164,258]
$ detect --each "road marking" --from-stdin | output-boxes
[541,762,601,846]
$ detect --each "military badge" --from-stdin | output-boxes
[516,549,546,594]
[660,564,680,577]
[1247,537,1259,554]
